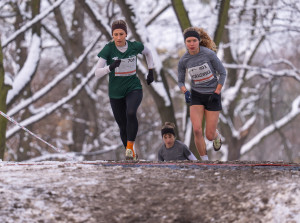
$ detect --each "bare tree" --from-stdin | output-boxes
[171,0,192,32]
[49,0,98,152]
[220,0,300,160]
[16,0,41,161]
[0,0,299,162]
[0,38,11,160]
[213,0,230,47]
[1,0,101,160]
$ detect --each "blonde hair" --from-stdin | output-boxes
[183,27,217,52]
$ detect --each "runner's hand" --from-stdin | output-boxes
[208,92,219,102]
[146,69,154,85]
[184,91,191,103]
[109,59,121,71]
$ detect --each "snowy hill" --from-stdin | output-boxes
[0,160,300,222]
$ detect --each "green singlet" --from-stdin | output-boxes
[97,40,144,99]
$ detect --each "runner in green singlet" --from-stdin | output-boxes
[95,20,154,160]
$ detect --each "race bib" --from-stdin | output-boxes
[188,63,214,84]
[115,56,137,76]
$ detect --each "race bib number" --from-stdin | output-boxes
[115,56,137,76]
[188,63,214,84]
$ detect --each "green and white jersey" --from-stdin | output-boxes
[97,40,144,99]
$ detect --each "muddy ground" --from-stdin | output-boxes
[0,160,299,223]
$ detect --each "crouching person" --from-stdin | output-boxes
[158,122,198,161]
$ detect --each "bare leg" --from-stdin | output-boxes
[190,105,206,156]
[204,110,220,141]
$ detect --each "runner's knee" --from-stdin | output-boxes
[193,127,203,137]
[206,131,215,141]
[126,110,137,123]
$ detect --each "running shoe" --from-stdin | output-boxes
[125,148,137,160]
[213,131,222,151]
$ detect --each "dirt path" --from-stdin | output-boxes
[0,161,299,223]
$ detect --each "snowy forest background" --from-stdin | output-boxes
[0,0,299,162]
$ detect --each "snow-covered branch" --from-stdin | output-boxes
[240,95,300,156]
[2,0,66,48]
[224,63,300,82]
[123,0,163,75]
[222,72,244,114]
[238,115,256,138]
[79,0,111,39]
[145,3,171,27]
[6,34,42,104]
[234,93,260,119]
[6,65,97,139]
[7,34,101,117]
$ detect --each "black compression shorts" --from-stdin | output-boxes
[191,90,222,111]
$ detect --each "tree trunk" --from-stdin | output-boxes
[12,3,27,70]
[68,1,88,152]
[227,138,242,161]
[7,3,27,108]
[53,1,99,153]
[220,4,263,160]
[71,1,99,153]
[17,0,41,161]
[220,20,242,161]
[171,0,192,32]
[213,0,230,48]
[0,39,11,160]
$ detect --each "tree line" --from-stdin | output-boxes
[0,0,299,161]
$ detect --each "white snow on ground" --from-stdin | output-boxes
[0,161,300,222]
[262,181,300,223]
[0,161,105,222]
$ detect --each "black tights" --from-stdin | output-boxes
[110,89,143,148]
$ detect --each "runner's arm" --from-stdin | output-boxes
[210,54,227,87]
[187,152,198,161]
[142,46,154,69]
[183,146,198,161]
[95,57,110,78]
[178,60,188,93]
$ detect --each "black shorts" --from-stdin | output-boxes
[191,90,222,111]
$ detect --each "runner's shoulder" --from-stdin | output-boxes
[127,40,144,51]
[97,41,114,57]
[200,46,216,56]
[174,140,187,149]
[178,51,190,64]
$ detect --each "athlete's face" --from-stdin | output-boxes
[185,37,200,55]
[163,133,176,149]
[112,29,127,47]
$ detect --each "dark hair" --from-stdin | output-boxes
[111,20,127,35]
[161,122,176,137]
